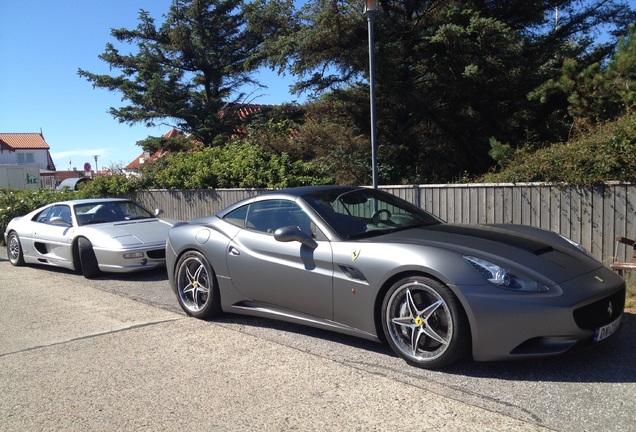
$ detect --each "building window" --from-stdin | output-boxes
[17,153,35,164]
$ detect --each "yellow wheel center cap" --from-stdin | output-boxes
[414,317,423,327]
[193,281,198,288]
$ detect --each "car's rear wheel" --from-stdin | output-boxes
[381,276,469,369]
[175,250,221,319]
[7,232,25,266]
[78,237,100,279]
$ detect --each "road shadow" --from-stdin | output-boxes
[213,313,396,357]
[210,310,636,384]
[104,267,168,282]
[0,259,169,283]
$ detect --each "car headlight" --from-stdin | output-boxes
[464,256,549,293]
[123,252,145,259]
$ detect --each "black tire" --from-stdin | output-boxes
[7,231,25,266]
[381,276,470,369]
[175,250,221,319]
[78,237,100,279]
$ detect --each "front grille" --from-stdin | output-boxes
[573,286,625,330]
[146,248,166,259]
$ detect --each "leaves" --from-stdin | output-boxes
[78,0,265,145]
[481,112,636,186]
[139,140,332,189]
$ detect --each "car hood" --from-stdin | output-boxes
[82,219,177,246]
[374,223,603,284]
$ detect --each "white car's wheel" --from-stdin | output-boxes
[7,232,25,266]
[78,237,100,279]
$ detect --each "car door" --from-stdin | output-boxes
[225,199,335,320]
[30,204,74,263]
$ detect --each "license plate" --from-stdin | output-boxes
[594,315,622,343]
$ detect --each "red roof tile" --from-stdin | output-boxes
[125,149,165,170]
[125,128,183,170]
[0,133,50,149]
[124,104,283,170]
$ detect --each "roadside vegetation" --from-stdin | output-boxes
[480,112,636,185]
[73,0,634,187]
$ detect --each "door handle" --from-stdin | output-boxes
[229,246,240,256]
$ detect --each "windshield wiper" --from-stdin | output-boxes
[346,222,437,240]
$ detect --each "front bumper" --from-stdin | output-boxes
[93,245,167,273]
[458,267,625,362]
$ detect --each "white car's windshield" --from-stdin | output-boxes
[74,201,155,226]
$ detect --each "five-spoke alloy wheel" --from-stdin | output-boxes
[175,250,221,319]
[381,276,469,369]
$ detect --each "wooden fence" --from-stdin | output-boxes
[131,183,636,265]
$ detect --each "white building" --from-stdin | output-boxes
[0,132,56,171]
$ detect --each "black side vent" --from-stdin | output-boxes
[339,265,367,283]
[147,249,166,259]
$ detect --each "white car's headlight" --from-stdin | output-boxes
[464,256,549,293]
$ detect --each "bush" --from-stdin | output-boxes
[77,174,139,197]
[480,113,636,185]
[140,141,332,189]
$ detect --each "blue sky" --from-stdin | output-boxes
[0,0,300,172]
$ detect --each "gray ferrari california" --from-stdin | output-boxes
[166,186,625,369]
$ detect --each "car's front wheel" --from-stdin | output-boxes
[78,237,100,279]
[175,250,221,319]
[381,276,470,369]
[7,232,25,266]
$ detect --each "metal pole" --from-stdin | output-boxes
[367,11,378,189]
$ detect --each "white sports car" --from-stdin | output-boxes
[4,198,180,278]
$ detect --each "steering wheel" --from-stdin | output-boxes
[371,209,392,225]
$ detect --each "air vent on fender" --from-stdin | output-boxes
[339,265,368,282]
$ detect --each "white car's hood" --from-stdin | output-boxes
[83,218,176,246]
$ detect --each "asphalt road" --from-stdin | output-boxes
[1,248,635,431]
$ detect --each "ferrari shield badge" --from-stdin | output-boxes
[351,249,361,261]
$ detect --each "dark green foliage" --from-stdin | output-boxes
[78,0,268,146]
[137,134,197,154]
[295,94,373,185]
[529,25,636,133]
[480,112,636,185]
[259,0,635,183]
[78,175,141,197]
[488,138,513,170]
[139,140,332,189]
[77,0,636,186]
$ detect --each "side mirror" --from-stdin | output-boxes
[49,216,72,227]
[154,208,164,217]
[274,226,318,249]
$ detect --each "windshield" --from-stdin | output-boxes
[303,188,441,239]
[74,201,155,226]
